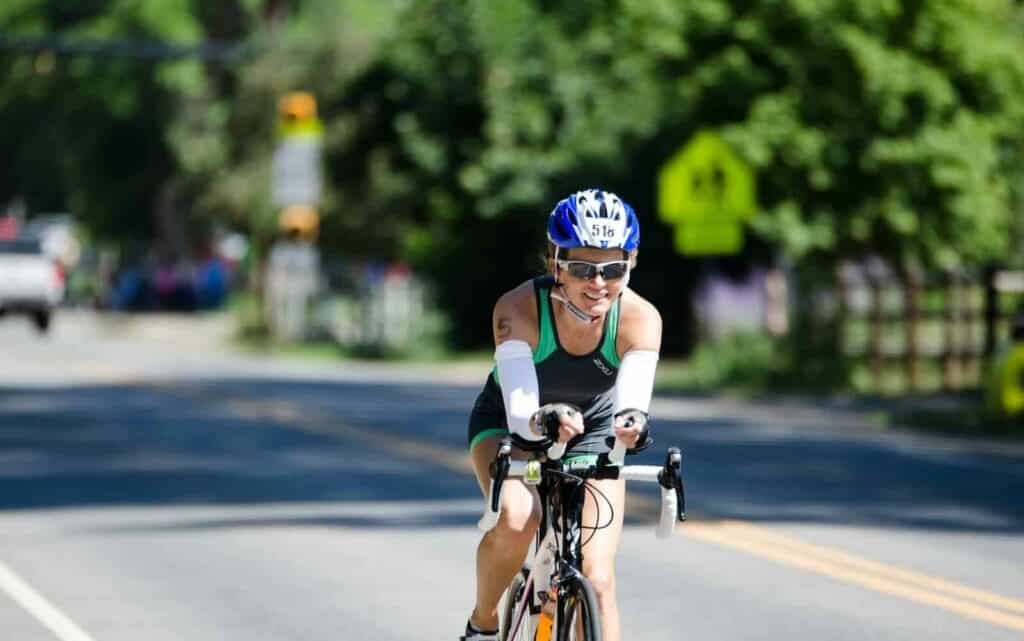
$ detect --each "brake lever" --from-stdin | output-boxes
[658,447,686,522]
[489,438,512,513]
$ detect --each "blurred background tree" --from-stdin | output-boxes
[0,0,212,249]
[2,0,1022,368]
[298,0,1024,355]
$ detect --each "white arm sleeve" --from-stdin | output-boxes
[495,340,542,441]
[613,350,659,414]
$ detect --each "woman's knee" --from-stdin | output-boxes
[500,499,540,537]
[583,561,617,605]
[491,491,540,547]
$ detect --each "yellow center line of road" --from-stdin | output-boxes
[218,396,474,473]
[707,520,1024,615]
[167,385,1024,634]
[682,521,1024,633]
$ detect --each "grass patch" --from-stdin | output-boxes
[235,333,355,361]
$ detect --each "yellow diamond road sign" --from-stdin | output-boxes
[658,131,757,255]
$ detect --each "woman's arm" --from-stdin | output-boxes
[492,282,583,444]
[612,291,663,448]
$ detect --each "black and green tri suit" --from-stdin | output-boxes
[467,276,622,460]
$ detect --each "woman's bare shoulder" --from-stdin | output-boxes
[494,280,536,311]
[492,280,540,347]
[617,288,662,353]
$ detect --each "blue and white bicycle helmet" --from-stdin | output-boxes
[547,189,640,251]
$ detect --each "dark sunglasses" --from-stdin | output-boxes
[556,259,630,281]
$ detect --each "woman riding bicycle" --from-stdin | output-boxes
[462,189,662,641]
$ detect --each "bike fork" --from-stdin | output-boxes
[507,528,559,640]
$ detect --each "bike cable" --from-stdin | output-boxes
[578,481,616,548]
[547,469,616,548]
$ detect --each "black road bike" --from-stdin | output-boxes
[477,425,686,641]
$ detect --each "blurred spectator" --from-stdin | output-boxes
[110,265,151,310]
[154,260,196,311]
[195,250,228,310]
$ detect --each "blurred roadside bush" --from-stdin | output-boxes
[657,331,785,393]
[656,325,853,394]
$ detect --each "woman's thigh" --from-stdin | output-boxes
[580,478,626,571]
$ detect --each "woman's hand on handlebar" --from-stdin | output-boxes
[613,415,644,449]
[608,408,651,461]
[531,403,584,444]
[556,412,585,443]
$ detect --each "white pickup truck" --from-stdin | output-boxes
[0,238,64,333]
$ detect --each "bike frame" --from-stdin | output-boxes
[504,462,594,641]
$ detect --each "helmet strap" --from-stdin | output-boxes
[551,287,600,324]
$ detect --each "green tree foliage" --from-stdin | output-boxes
[714,0,1024,274]
[287,0,1023,349]
[166,0,403,251]
[0,0,210,244]
[3,1,1022,356]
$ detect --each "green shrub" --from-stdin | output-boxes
[657,331,786,393]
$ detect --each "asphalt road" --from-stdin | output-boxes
[1,311,1023,641]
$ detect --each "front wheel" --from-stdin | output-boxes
[559,577,601,641]
[501,569,533,641]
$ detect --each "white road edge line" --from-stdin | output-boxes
[0,560,98,641]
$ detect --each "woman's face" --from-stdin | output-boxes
[553,246,630,318]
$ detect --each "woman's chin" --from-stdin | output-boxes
[581,297,611,315]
